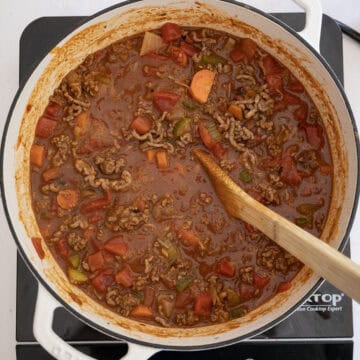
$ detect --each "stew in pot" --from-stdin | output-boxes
[29,24,332,327]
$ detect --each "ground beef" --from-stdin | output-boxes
[51,135,72,167]
[257,245,281,271]
[106,199,150,232]
[67,231,88,251]
[239,266,254,284]
[175,310,199,326]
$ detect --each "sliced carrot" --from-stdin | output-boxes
[30,144,45,167]
[190,69,216,104]
[130,116,152,135]
[31,237,45,260]
[74,112,89,138]
[130,304,153,318]
[42,167,62,182]
[56,189,79,210]
[228,103,243,120]
[145,149,156,163]
[178,228,201,247]
[155,151,169,169]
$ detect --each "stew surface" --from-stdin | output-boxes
[29,24,332,327]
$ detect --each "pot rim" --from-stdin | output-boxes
[1,0,359,351]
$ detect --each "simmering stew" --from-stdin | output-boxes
[30,24,332,327]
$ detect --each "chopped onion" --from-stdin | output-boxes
[140,32,164,56]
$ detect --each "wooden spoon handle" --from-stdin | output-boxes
[193,149,360,303]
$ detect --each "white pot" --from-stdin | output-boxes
[1,0,359,359]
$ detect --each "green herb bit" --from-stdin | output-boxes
[182,101,199,111]
[200,53,227,66]
[239,169,252,183]
[131,290,145,302]
[173,118,192,137]
[230,306,245,319]
[295,217,309,227]
[227,288,241,307]
[176,276,193,292]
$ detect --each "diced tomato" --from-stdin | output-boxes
[44,102,63,119]
[56,238,69,259]
[198,122,217,149]
[170,46,188,67]
[91,269,114,293]
[178,228,201,247]
[266,74,283,90]
[161,22,181,43]
[262,55,282,75]
[145,52,169,61]
[277,281,292,293]
[115,267,133,288]
[253,273,270,289]
[244,222,256,234]
[230,47,247,62]
[130,116,152,134]
[194,292,212,316]
[80,190,111,213]
[198,122,226,159]
[144,286,155,306]
[42,167,62,182]
[241,38,258,60]
[180,42,200,56]
[301,123,324,149]
[211,142,227,158]
[175,290,193,309]
[35,116,57,138]
[294,104,308,122]
[216,257,236,277]
[87,214,102,224]
[320,164,331,175]
[230,38,257,62]
[104,236,129,256]
[239,283,256,301]
[287,80,304,93]
[281,155,302,185]
[283,91,302,105]
[259,157,281,170]
[87,251,105,272]
[131,304,154,318]
[153,91,180,112]
[31,237,45,260]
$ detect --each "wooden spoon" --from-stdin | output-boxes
[193,149,360,303]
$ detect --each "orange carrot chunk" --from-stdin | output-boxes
[145,149,156,162]
[104,236,129,256]
[190,69,216,104]
[30,144,45,167]
[115,267,133,288]
[228,103,243,120]
[42,167,62,182]
[74,112,89,137]
[87,251,105,272]
[155,151,169,169]
[35,116,57,138]
[178,228,201,247]
[56,189,79,210]
[130,116,153,135]
[130,304,154,318]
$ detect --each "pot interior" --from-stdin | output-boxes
[2,0,358,349]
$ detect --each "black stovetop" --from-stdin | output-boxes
[16,12,353,360]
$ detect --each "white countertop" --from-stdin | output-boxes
[0,1,359,359]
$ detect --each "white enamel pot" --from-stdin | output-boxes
[1,0,359,359]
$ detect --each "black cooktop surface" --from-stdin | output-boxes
[16,12,353,360]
